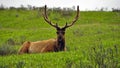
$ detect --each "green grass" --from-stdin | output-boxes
[0,9,120,68]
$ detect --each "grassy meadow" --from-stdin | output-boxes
[0,9,120,68]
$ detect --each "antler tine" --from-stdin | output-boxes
[62,6,79,29]
[43,5,59,28]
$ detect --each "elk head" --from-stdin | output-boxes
[43,5,79,44]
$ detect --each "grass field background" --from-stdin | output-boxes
[0,9,120,68]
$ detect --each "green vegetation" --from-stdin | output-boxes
[0,9,120,68]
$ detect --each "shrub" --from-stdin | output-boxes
[72,45,119,68]
[6,38,15,45]
[16,61,26,68]
[86,45,119,68]
[0,44,17,56]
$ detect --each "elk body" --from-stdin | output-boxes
[18,5,79,54]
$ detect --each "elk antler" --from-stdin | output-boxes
[43,5,60,29]
[62,6,79,29]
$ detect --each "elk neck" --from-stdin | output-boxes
[56,36,65,51]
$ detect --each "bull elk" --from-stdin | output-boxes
[18,5,79,54]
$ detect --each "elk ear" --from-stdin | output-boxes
[57,27,61,30]
[61,27,66,31]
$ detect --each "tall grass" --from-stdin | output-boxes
[0,9,120,68]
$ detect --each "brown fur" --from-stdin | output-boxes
[18,39,66,54]
[18,41,30,54]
